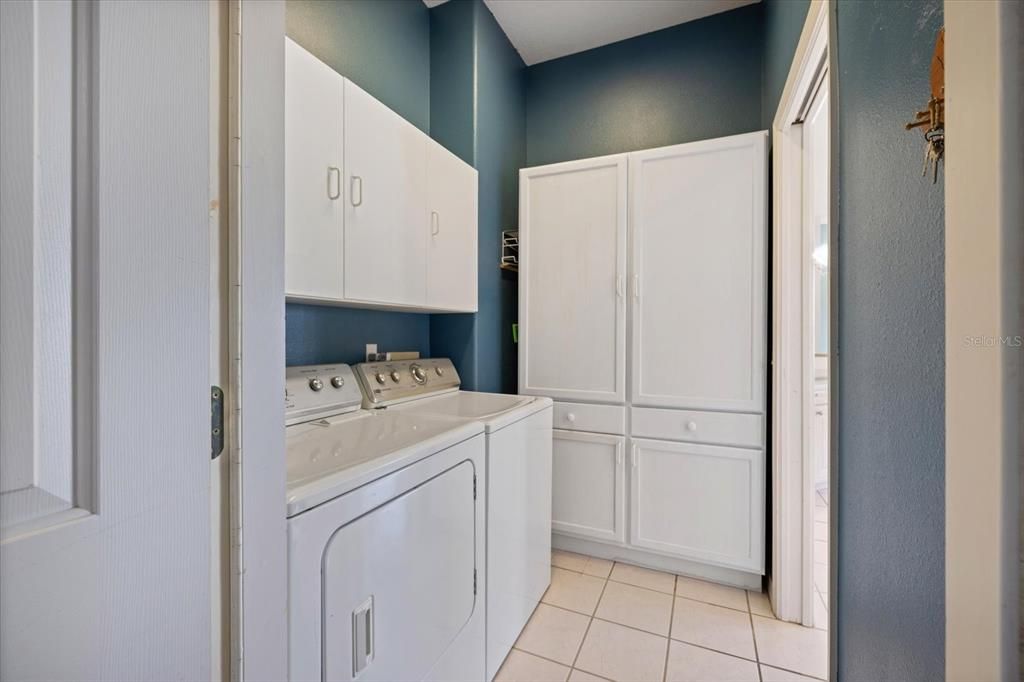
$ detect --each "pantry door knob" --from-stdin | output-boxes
[686,421,697,432]
[566,413,576,423]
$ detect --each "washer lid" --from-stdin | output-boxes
[392,392,553,432]
[285,411,484,516]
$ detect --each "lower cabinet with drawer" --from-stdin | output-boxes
[548,403,766,581]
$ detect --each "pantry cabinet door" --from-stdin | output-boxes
[629,132,767,411]
[551,430,626,543]
[630,438,764,573]
[343,80,427,306]
[426,139,478,312]
[284,38,345,300]
[519,155,627,403]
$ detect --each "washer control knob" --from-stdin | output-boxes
[330,376,345,389]
[309,378,324,392]
[435,366,444,377]
[686,421,697,432]
[390,370,401,383]
[375,372,386,385]
[411,364,427,384]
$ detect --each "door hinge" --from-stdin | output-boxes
[473,473,477,500]
[473,569,477,596]
[211,386,224,460]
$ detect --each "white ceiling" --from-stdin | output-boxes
[424,0,759,66]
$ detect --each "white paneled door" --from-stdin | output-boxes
[426,139,478,312]
[0,1,211,679]
[629,132,767,412]
[284,37,345,300]
[343,79,428,306]
[519,156,628,403]
[630,439,764,572]
[551,430,626,543]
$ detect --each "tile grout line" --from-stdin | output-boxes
[747,591,764,682]
[568,563,613,674]
[661,575,677,682]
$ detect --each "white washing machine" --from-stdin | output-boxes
[285,363,487,682]
[354,358,553,681]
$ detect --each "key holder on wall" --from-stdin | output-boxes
[905,28,945,183]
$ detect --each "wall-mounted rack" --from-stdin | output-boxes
[500,230,518,273]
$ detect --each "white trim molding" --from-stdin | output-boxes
[944,1,1023,679]
[770,0,828,627]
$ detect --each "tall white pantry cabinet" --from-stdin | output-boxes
[519,131,768,585]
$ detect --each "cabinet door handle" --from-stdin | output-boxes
[616,449,623,466]
[616,275,624,298]
[431,211,440,236]
[350,175,363,207]
[327,166,341,200]
[631,444,638,468]
[633,274,641,299]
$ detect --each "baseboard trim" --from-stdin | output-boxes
[552,534,763,591]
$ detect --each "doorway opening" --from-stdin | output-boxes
[769,0,831,651]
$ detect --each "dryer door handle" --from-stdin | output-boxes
[352,596,375,676]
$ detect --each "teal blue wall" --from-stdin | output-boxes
[473,2,525,393]
[285,0,433,367]
[525,4,764,166]
[833,0,945,677]
[762,0,812,128]
[428,0,480,387]
[286,0,430,132]
[428,0,526,393]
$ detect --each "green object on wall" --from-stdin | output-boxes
[512,324,518,344]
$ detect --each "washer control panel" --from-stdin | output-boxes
[285,364,362,425]
[354,358,460,408]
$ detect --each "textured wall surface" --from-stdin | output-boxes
[833,0,945,678]
[286,0,430,132]
[428,0,525,393]
[284,0,432,366]
[525,4,764,166]
[473,1,526,393]
[428,0,480,387]
[285,304,431,367]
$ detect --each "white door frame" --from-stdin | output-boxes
[769,0,828,627]
[944,1,1022,679]
[227,1,288,680]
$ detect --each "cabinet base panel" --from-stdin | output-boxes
[552,534,762,591]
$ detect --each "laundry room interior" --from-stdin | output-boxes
[276,0,828,679]
[10,0,998,680]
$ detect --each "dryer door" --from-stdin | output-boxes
[322,460,477,682]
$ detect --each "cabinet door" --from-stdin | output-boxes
[630,438,764,573]
[284,38,344,299]
[551,430,625,543]
[519,156,627,403]
[629,132,767,411]
[426,139,478,312]
[343,80,427,306]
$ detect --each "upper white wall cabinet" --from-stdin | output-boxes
[283,38,477,313]
[285,38,345,301]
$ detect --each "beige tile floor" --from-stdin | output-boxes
[814,488,829,627]
[495,550,827,682]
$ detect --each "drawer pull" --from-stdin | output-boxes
[565,413,576,424]
[685,421,697,432]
